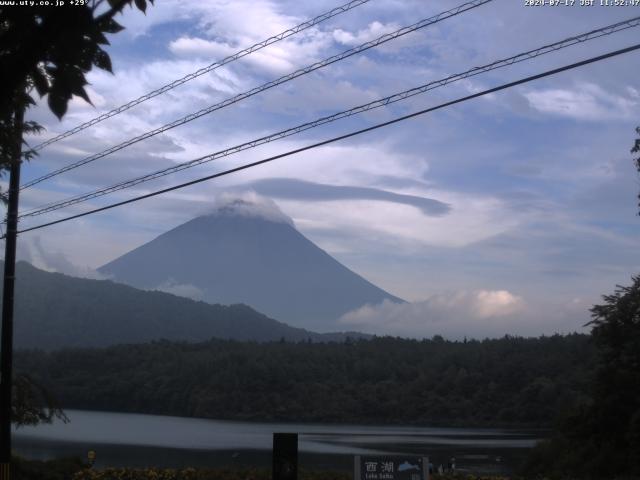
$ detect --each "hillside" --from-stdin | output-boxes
[2,261,363,349]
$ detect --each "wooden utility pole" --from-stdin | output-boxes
[0,103,24,480]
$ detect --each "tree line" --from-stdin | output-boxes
[16,333,595,427]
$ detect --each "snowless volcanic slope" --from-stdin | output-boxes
[99,200,403,332]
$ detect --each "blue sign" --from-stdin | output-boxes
[355,455,429,480]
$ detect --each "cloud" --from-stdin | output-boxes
[256,75,381,116]
[246,178,451,217]
[524,83,638,121]
[169,37,237,59]
[473,290,524,318]
[208,191,294,226]
[338,290,589,339]
[159,0,334,74]
[28,236,108,280]
[333,21,400,46]
[15,238,35,265]
[169,35,330,74]
[152,279,205,301]
[115,0,303,40]
[274,190,517,252]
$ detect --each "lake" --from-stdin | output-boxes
[13,410,543,474]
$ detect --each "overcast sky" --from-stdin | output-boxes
[7,0,640,338]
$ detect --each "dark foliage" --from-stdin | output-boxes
[11,373,67,427]
[0,0,154,199]
[522,276,640,479]
[634,126,640,213]
[73,466,351,480]
[586,276,640,475]
[16,334,595,427]
[0,0,153,118]
[11,455,86,480]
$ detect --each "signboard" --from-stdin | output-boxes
[354,455,429,480]
[273,433,297,480]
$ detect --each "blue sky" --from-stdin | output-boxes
[10,0,640,338]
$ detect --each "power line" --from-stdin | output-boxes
[11,43,640,238]
[21,0,493,190]
[29,0,372,152]
[18,15,640,220]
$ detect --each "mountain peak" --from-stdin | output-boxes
[100,196,403,332]
[207,192,293,226]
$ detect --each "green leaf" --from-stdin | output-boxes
[73,85,93,105]
[23,121,44,135]
[77,46,95,72]
[134,0,146,13]
[48,91,68,119]
[94,31,111,46]
[61,67,93,105]
[105,0,130,14]
[93,48,113,73]
[24,94,36,107]
[31,68,50,97]
[100,18,124,34]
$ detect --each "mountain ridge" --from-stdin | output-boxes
[1,261,369,350]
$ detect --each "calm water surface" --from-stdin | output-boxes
[13,410,543,474]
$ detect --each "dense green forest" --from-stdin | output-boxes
[16,334,595,427]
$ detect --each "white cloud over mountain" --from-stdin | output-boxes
[339,290,589,339]
[209,191,294,226]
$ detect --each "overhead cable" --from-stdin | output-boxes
[11,42,640,238]
[21,0,493,190]
[18,16,640,219]
[30,0,372,152]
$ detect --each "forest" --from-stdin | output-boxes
[15,333,595,427]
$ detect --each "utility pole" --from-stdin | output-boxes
[0,102,24,480]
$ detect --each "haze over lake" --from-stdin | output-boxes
[13,410,541,474]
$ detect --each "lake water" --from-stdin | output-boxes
[13,410,543,474]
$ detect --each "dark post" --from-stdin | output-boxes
[0,103,24,480]
[272,433,298,480]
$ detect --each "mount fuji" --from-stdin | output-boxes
[99,197,403,332]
